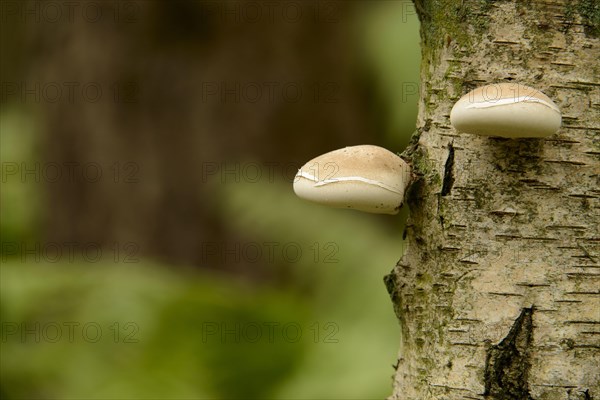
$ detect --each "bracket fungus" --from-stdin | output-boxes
[293,145,411,215]
[450,83,562,138]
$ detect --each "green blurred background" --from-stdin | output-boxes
[1,1,420,398]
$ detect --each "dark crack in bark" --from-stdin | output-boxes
[441,143,455,197]
[484,307,534,400]
[582,388,593,400]
[568,388,595,400]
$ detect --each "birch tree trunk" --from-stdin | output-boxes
[386,1,600,399]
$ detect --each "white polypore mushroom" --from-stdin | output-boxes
[293,145,411,215]
[450,83,562,138]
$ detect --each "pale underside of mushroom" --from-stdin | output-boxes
[450,83,562,138]
[293,145,411,215]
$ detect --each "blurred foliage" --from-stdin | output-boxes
[1,178,407,398]
[1,1,419,399]
[1,262,304,399]
[0,105,42,246]
[359,1,421,150]
[215,179,403,399]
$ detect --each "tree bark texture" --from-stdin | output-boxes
[386,1,599,399]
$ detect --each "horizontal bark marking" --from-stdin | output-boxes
[547,225,589,230]
[568,194,598,198]
[492,40,519,45]
[543,160,587,165]
[532,384,578,388]
[516,283,551,287]
[490,210,520,216]
[562,126,600,132]
[451,342,481,347]
[564,291,600,295]
[454,318,482,323]
[522,236,559,241]
[488,292,524,297]
[566,273,600,278]
[567,81,600,87]
[429,383,474,392]
[565,320,600,324]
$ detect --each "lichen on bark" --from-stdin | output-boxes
[388,1,600,399]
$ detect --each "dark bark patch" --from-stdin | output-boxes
[441,144,455,197]
[384,273,397,300]
[384,271,408,326]
[582,388,593,400]
[568,388,594,399]
[484,307,534,400]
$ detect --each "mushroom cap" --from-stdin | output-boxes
[450,83,561,138]
[293,145,411,215]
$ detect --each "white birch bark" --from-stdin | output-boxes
[386,1,600,399]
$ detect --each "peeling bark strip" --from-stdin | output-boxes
[484,307,534,400]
